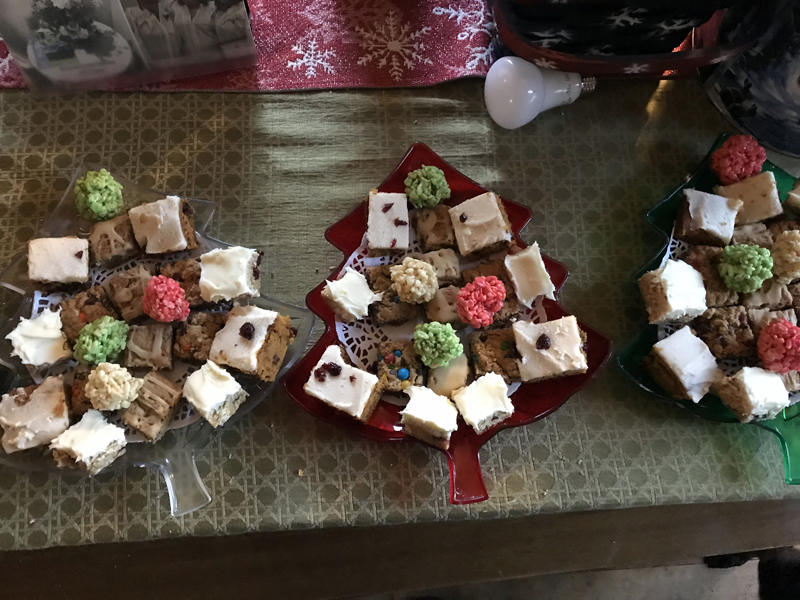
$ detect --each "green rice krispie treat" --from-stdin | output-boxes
[414,322,463,368]
[75,169,124,221]
[404,165,451,209]
[718,244,773,293]
[73,316,129,365]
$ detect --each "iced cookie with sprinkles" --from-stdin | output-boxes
[6,308,71,367]
[415,204,456,251]
[376,340,424,393]
[400,386,459,450]
[50,410,127,475]
[27,237,89,284]
[174,312,225,362]
[88,214,139,264]
[125,324,174,370]
[0,375,69,454]
[183,360,248,428]
[59,286,121,343]
[448,192,512,257]
[365,264,418,326]
[322,267,383,323]
[121,372,182,441]
[199,246,262,303]
[367,189,409,255]
[128,196,197,254]
[304,345,383,423]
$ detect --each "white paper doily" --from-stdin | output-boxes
[332,208,548,405]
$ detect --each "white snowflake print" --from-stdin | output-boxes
[529,29,571,49]
[623,63,650,74]
[533,57,557,69]
[608,7,645,28]
[356,11,432,81]
[288,39,336,78]
[655,18,698,37]
[433,2,499,71]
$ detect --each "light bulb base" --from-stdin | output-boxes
[580,76,597,94]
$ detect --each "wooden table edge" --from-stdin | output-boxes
[3,498,800,599]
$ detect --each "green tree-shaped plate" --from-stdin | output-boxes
[616,133,800,485]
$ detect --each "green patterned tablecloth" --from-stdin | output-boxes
[2,79,800,550]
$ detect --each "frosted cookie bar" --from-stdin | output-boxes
[128,196,197,254]
[367,190,409,255]
[715,171,782,225]
[183,360,248,428]
[674,188,742,246]
[121,372,182,441]
[6,308,71,367]
[448,192,512,257]
[28,237,89,284]
[50,410,127,475]
[88,214,139,264]
[643,326,722,402]
[209,305,296,382]
[512,316,587,383]
[400,386,459,450]
[715,367,790,423]
[322,267,382,322]
[452,372,513,434]
[504,243,556,307]
[0,376,69,454]
[199,246,262,303]
[303,345,382,423]
[637,259,707,324]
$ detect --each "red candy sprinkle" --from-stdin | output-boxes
[758,319,800,374]
[142,275,190,323]
[456,276,506,329]
[710,135,766,186]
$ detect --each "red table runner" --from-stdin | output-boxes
[0,0,498,91]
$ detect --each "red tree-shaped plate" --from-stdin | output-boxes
[283,143,612,504]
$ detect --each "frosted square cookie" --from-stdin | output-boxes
[448,192,512,256]
[199,246,262,303]
[504,243,556,307]
[27,237,89,284]
[128,196,197,254]
[715,171,783,224]
[637,259,707,324]
[643,326,722,402]
[322,267,383,322]
[0,376,69,454]
[303,345,382,423]
[452,372,513,434]
[367,190,409,255]
[512,316,587,383]
[715,367,790,422]
[400,386,459,450]
[183,361,248,428]
[50,410,126,475]
[674,188,742,246]
[5,308,71,367]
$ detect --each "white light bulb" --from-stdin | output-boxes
[484,57,596,130]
